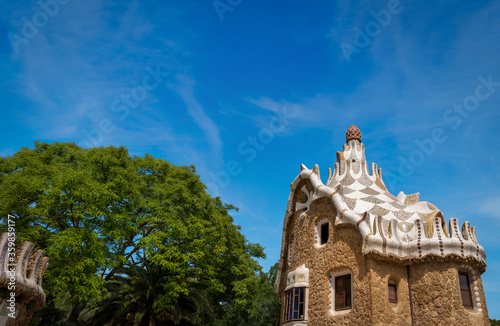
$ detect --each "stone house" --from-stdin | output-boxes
[274,125,489,325]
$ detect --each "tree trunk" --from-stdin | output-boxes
[69,305,83,322]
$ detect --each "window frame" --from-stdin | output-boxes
[388,280,397,304]
[334,274,352,311]
[282,287,305,323]
[459,271,473,309]
[328,270,353,316]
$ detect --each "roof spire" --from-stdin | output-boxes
[346,125,362,143]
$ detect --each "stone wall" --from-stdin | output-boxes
[366,258,412,325]
[411,260,489,325]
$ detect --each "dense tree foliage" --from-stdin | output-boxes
[0,142,280,325]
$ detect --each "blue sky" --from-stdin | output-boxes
[2,0,500,318]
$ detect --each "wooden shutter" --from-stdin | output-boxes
[335,274,351,310]
[388,282,397,303]
[459,272,473,308]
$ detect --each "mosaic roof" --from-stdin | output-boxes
[275,126,486,293]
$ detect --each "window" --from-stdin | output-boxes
[388,281,397,303]
[288,238,294,264]
[328,271,353,316]
[459,272,473,308]
[283,287,305,322]
[284,265,309,322]
[315,219,329,247]
[334,274,351,311]
[320,222,329,245]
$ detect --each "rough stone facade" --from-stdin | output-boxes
[275,126,489,326]
[410,261,488,325]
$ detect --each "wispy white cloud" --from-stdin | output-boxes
[170,74,224,167]
[247,95,358,132]
[12,0,151,136]
[8,0,211,162]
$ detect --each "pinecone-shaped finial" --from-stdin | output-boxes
[346,125,362,143]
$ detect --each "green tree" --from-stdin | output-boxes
[209,261,281,326]
[247,262,281,326]
[84,262,213,325]
[0,142,265,324]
